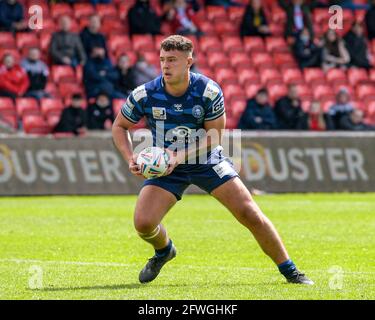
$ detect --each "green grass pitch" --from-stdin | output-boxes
[0,193,374,300]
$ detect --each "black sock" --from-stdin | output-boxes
[278,259,297,279]
[155,239,173,257]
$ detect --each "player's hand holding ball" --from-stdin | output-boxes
[129,153,145,179]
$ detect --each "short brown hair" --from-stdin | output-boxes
[160,35,193,54]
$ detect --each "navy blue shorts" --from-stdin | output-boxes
[142,158,239,201]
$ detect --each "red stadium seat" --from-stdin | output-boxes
[273,52,297,68]
[16,98,40,117]
[113,99,126,116]
[207,52,230,68]
[38,18,57,33]
[244,83,262,99]
[369,69,375,82]
[51,65,76,83]
[206,6,227,22]
[214,21,238,36]
[0,97,15,116]
[58,83,84,98]
[270,5,286,23]
[265,37,289,53]
[41,98,64,117]
[268,84,288,102]
[296,84,313,101]
[229,52,252,69]
[243,37,265,52]
[46,114,61,129]
[16,33,39,49]
[39,32,52,52]
[221,36,243,52]
[215,68,238,85]
[1,114,17,129]
[0,32,15,49]
[199,36,222,52]
[225,116,238,129]
[355,9,366,22]
[268,23,284,37]
[228,6,246,22]
[96,4,118,19]
[118,1,134,20]
[195,51,208,68]
[45,82,59,97]
[108,35,132,54]
[231,100,247,118]
[199,21,216,36]
[321,100,335,112]
[260,68,282,85]
[101,18,126,36]
[313,8,330,24]
[326,68,347,85]
[238,68,260,85]
[347,68,368,86]
[356,84,375,100]
[197,67,213,79]
[223,84,247,101]
[73,3,95,19]
[251,52,273,68]
[313,84,335,100]
[142,51,160,68]
[132,35,154,52]
[23,115,50,135]
[304,68,325,85]
[50,3,73,19]
[282,68,304,85]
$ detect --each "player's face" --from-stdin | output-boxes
[160,49,192,85]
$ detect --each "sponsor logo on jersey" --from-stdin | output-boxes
[213,97,224,114]
[132,84,147,102]
[203,81,220,101]
[152,107,167,120]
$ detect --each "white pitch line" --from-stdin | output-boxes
[0,258,374,274]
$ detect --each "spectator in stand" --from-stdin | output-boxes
[0,53,29,99]
[0,0,27,32]
[365,0,375,40]
[321,29,350,71]
[344,22,372,69]
[240,0,270,38]
[238,88,278,130]
[80,15,108,58]
[86,92,114,130]
[278,0,315,39]
[128,0,161,35]
[164,0,202,36]
[90,0,112,4]
[50,15,87,67]
[293,27,322,68]
[53,93,86,136]
[326,88,354,130]
[83,46,120,99]
[132,54,158,87]
[21,47,50,100]
[307,100,328,131]
[339,109,375,131]
[115,54,137,97]
[274,84,308,130]
[205,0,243,8]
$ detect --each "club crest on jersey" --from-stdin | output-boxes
[152,107,166,120]
[192,105,204,119]
[173,104,183,112]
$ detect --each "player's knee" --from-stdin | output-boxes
[134,215,157,235]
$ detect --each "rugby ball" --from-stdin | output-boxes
[136,147,169,179]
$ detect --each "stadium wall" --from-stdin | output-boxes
[0,132,374,195]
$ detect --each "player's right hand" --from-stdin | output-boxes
[128,154,145,179]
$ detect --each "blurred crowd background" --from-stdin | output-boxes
[0,0,375,136]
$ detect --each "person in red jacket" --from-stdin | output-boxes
[164,0,202,36]
[0,53,29,99]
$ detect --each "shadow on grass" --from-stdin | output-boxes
[32,281,280,292]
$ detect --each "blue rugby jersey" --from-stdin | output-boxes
[120,72,225,162]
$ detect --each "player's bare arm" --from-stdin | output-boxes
[112,112,143,178]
